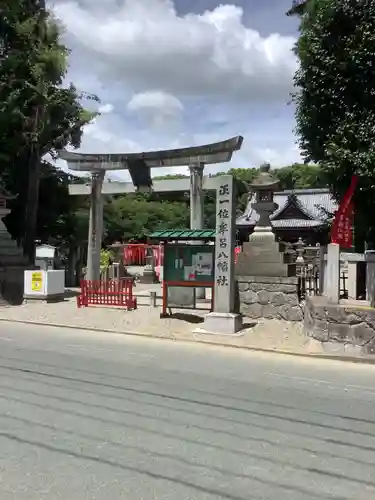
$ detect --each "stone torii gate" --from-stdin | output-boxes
[58,136,243,281]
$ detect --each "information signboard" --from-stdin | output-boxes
[163,244,214,284]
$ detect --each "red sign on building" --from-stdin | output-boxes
[331,176,357,249]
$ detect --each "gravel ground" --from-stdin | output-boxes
[0,289,313,354]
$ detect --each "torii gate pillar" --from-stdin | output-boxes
[189,163,205,298]
[87,170,105,281]
[189,163,204,231]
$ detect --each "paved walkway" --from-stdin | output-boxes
[0,287,316,355]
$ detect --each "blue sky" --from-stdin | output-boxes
[50,0,301,179]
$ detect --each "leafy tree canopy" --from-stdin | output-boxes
[292,0,375,241]
[0,0,98,259]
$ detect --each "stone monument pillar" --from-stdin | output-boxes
[201,174,243,334]
[236,164,301,321]
[0,188,29,305]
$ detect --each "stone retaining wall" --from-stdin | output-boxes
[304,295,375,355]
[237,276,303,322]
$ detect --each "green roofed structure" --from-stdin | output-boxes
[149,229,216,241]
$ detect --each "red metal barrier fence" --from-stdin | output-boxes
[77,278,137,310]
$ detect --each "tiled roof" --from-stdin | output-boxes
[236,189,337,228]
[271,219,324,229]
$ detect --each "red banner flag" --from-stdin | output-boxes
[331,176,357,248]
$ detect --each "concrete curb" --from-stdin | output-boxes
[1,317,375,365]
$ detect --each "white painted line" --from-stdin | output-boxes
[264,371,375,396]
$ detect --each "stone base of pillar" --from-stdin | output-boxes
[197,312,243,335]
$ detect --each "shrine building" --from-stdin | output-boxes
[236,188,337,245]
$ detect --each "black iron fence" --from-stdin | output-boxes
[297,265,348,301]
[297,265,319,300]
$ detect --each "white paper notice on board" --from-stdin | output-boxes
[195,253,213,276]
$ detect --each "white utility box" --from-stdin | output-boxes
[24,269,65,301]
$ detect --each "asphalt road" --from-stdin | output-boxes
[0,323,375,500]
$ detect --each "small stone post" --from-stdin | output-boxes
[326,243,340,303]
[150,291,157,307]
[318,244,326,295]
[347,261,358,300]
[365,250,375,307]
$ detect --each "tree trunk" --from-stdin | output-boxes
[22,1,47,263]
[23,143,41,263]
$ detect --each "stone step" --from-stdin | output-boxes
[236,263,296,278]
[0,243,22,255]
[0,255,29,266]
[0,247,23,255]
[0,238,20,246]
[240,250,286,264]
[245,239,281,249]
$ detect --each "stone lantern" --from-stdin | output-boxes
[236,163,296,279]
[141,244,157,284]
[0,188,12,217]
[249,163,279,240]
[235,164,301,322]
[0,187,17,245]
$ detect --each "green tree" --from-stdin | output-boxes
[275,163,325,190]
[103,194,189,242]
[291,0,375,244]
[0,0,97,260]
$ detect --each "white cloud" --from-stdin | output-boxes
[127,91,183,128]
[57,110,301,181]
[50,0,301,178]
[98,103,114,114]
[53,0,297,102]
